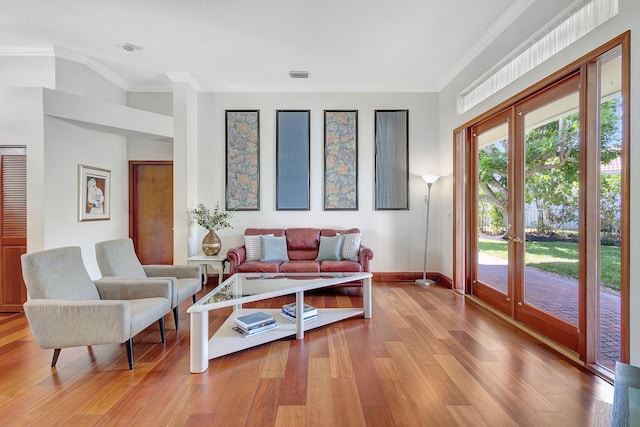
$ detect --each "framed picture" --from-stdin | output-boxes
[324,110,358,210]
[78,164,110,221]
[375,110,409,210]
[276,110,310,210]
[225,110,260,210]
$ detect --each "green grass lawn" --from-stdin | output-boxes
[479,238,621,290]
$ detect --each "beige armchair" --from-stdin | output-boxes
[95,238,201,329]
[21,246,171,370]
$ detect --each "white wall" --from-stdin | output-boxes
[437,0,639,364]
[43,116,128,277]
[197,92,441,273]
[1,57,174,279]
[0,56,55,88]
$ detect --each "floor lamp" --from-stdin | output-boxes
[415,174,439,286]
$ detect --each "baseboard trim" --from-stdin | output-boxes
[372,272,453,288]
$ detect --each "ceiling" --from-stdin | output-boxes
[1,0,562,92]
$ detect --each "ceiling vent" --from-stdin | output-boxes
[289,70,309,79]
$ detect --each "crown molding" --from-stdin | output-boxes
[166,73,201,92]
[0,46,55,56]
[53,45,130,90]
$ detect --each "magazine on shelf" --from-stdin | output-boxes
[280,311,318,323]
[232,322,278,337]
[281,302,318,318]
[234,311,275,329]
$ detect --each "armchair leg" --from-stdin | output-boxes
[192,294,197,304]
[125,338,134,370]
[173,307,179,329]
[159,317,166,343]
[51,348,61,368]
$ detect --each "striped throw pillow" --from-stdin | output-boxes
[244,234,273,261]
[341,233,361,261]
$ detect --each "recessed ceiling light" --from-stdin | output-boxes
[122,43,136,52]
[289,71,309,79]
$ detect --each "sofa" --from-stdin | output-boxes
[227,228,373,282]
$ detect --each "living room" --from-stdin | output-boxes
[1,0,639,425]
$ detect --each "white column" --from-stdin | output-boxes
[168,74,200,263]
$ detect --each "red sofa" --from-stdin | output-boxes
[227,228,373,280]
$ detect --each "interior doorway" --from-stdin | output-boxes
[129,161,173,265]
[0,148,26,312]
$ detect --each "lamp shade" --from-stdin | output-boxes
[422,174,440,184]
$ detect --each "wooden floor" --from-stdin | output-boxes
[0,281,614,426]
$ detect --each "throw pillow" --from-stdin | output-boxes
[244,234,273,261]
[316,234,343,261]
[260,235,289,262]
[341,232,361,261]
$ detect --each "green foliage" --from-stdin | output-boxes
[191,201,234,231]
[478,96,622,235]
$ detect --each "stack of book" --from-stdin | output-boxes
[280,302,318,323]
[233,311,278,337]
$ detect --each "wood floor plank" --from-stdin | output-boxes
[434,353,519,426]
[274,405,306,427]
[446,405,490,427]
[0,282,613,426]
[306,357,335,427]
[327,324,355,379]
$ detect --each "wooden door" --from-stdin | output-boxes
[129,161,173,265]
[0,152,27,312]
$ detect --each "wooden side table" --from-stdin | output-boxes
[187,254,227,285]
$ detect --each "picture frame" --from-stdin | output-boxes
[375,110,409,210]
[78,164,110,221]
[276,110,310,210]
[225,110,260,211]
[324,110,358,210]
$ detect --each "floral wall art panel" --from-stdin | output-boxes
[225,110,260,211]
[324,110,358,210]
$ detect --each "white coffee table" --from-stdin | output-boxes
[187,272,372,373]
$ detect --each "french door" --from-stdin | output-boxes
[472,73,582,352]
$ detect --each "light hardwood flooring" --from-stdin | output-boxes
[0,281,613,426]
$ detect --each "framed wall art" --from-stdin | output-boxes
[78,164,110,221]
[324,110,358,210]
[375,110,409,210]
[276,110,310,210]
[225,110,260,210]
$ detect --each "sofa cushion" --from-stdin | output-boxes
[261,235,289,262]
[244,234,273,261]
[238,260,281,273]
[280,260,320,273]
[284,228,319,261]
[316,235,343,261]
[319,260,363,273]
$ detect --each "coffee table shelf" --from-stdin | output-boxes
[208,307,364,359]
[188,272,372,373]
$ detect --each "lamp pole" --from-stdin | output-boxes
[415,175,439,286]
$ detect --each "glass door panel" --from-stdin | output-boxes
[522,91,580,326]
[473,111,512,314]
[597,46,623,370]
[515,73,581,352]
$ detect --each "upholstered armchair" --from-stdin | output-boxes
[95,238,201,329]
[21,246,172,370]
